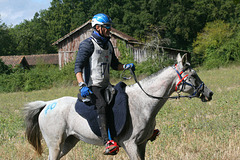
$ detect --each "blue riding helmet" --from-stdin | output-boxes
[91,13,113,28]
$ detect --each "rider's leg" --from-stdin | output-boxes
[91,86,108,143]
[91,86,119,155]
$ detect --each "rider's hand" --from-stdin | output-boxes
[79,82,93,97]
[124,63,135,71]
[80,87,93,97]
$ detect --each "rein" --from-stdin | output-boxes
[123,65,201,100]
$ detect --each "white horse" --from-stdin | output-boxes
[24,54,213,160]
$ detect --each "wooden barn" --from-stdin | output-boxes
[53,20,191,68]
[52,20,140,68]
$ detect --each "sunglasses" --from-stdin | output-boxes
[101,24,111,29]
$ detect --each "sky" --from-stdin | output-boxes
[0,0,51,26]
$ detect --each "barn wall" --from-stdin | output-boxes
[131,46,190,63]
[58,26,93,68]
[110,34,121,58]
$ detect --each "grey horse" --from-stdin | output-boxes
[24,54,213,160]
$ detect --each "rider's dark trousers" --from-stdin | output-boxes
[90,86,108,144]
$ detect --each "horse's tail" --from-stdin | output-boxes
[23,101,46,155]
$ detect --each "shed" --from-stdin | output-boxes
[24,54,59,67]
[0,54,58,69]
[52,20,140,68]
[0,55,29,69]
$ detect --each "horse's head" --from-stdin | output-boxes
[175,53,213,102]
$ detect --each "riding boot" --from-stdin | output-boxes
[97,114,119,155]
[97,114,108,144]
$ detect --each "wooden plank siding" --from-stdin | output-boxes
[131,46,192,63]
[53,21,93,68]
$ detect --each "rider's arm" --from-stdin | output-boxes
[74,38,94,83]
[76,72,84,83]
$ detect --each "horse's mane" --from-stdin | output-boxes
[128,66,171,87]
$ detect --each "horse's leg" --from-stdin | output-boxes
[123,141,147,160]
[137,141,147,160]
[59,135,79,158]
[39,114,66,160]
[47,143,61,160]
[42,132,66,160]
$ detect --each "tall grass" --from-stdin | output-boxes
[0,65,239,159]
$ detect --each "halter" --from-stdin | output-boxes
[124,64,204,99]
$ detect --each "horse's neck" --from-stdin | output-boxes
[126,66,177,119]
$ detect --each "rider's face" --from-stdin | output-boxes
[96,25,111,37]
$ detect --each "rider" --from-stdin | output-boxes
[74,13,135,155]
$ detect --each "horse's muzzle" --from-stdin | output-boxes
[200,86,213,102]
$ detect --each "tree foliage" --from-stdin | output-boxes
[193,20,240,69]
[0,59,12,74]
[0,0,239,67]
[0,19,15,56]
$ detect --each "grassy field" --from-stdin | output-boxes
[0,65,240,160]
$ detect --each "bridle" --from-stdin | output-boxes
[123,64,204,99]
[173,64,204,97]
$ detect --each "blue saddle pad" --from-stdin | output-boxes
[75,82,128,138]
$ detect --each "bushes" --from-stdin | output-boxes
[0,62,76,93]
[192,20,240,69]
[0,59,12,74]
[0,72,25,92]
[23,65,57,91]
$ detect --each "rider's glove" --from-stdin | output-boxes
[79,82,93,97]
[123,63,135,71]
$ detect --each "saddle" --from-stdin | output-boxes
[77,84,115,104]
[75,82,128,138]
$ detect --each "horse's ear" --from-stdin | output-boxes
[177,53,188,68]
[182,53,188,66]
[177,53,182,63]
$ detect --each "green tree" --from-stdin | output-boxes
[193,20,240,68]
[0,19,15,56]
[0,59,12,74]
[2,0,240,58]
[45,0,92,42]
[10,11,57,55]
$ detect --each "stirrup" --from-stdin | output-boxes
[148,129,160,142]
[103,140,119,155]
